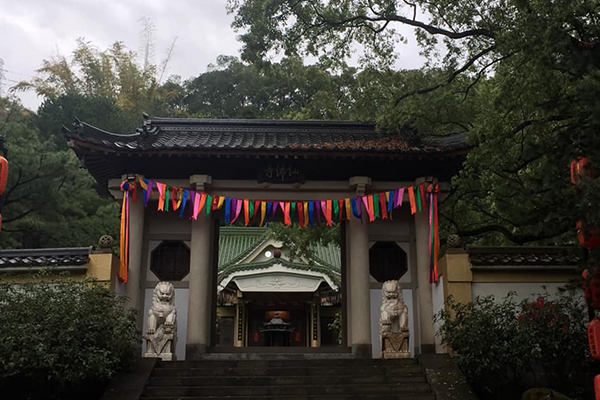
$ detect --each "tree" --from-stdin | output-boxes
[227,0,600,246]
[13,38,184,120]
[0,96,119,248]
[184,55,357,119]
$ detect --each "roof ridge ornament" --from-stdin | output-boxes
[138,113,158,149]
[72,117,82,130]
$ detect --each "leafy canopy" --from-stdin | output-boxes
[228,0,600,245]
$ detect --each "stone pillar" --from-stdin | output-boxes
[234,292,245,347]
[125,195,145,316]
[186,175,214,359]
[414,178,435,353]
[348,213,372,357]
[310,299,320,347]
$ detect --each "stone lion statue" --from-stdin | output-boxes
[144,281,177,360]
[380,280,409,358]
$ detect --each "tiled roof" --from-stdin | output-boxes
[218,227,269,267]
[0,247,93,269]
[217,226,341,285]
[64,117,468,155]
[468,246,581,268]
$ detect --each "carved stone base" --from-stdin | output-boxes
[144,332,176,361]
[382,331,410,359]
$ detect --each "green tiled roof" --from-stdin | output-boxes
[218,227,269,267]
[217,226,341,286]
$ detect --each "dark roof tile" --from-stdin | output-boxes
[468,246,582,267]
[0,247,92,269]
[64,117,469,155]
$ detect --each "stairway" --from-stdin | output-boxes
[140,357,436,400]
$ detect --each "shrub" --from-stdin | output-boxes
[435,290,597,400]
[0,277,139,399]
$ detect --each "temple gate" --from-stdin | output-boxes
[64,117,467,359]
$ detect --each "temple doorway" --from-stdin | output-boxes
[215,224,342,349]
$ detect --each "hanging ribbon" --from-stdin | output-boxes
[179,190,189,218]
[315,201,322,226]
[414,185,422,212]
[395,187,404,208]
[260,201,267,226]
[164,185,170,212]
[308,201,315,227]
[191,192,202,220]
[365,196,375,222]
[284,202,291,225]
[205,195,212,218]
[345,198,352,220]
[387,190,394,214]
[156,182,166,211]
[290,202,297,225]
[303,201,309,227]
[419,183,427,211]
[325,200,333,226]
[231,198,242,223]
[351,198,359,219]
[224,197,231,223]
[243,199,250,226]
[408,186,417,214]
[265,202,273,225]
[298,202,304,227]
[428,183,440,283]
[118,179,135,283]
[250,201,257,221]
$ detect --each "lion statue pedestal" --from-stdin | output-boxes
[144,281,177,361]
[380,280,410,359]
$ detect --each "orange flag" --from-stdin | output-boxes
[408,186,417,214]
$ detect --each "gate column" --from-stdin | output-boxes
[414,177,435,353]
[348,176,372,358]
[186,175,214,359]
[124,190,145,320]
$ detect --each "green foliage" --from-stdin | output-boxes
[228,0,600,246]
[0,97,119,249]
[327,311,343,345]
[435,292,595,399]
[0,277,139,399]
[184,55,357,120]
[13,38,183,118]
[267,222,340,261]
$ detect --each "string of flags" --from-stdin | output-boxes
[119,175,440,284]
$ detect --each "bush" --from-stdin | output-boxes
[435,290,597,400]
[0,277,139,399]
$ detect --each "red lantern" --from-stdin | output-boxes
[253,331,259,343]
[589,319,600,361]
[583,270,600,309]
[595,374,600,400]
[295,331,301,343]
[571,157,594,187]
[577,221,600,250]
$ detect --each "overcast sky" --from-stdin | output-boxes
[0,0,426,111]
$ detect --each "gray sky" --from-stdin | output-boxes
[0,0,426,111]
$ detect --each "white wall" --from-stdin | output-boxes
[142,287,189,360]
[370,288,415,358]
[431,276,445,353]
[472,282,567,303]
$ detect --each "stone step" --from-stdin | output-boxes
[143,383,433,397]
[149,373,427,387]
[141,395,436,400]
[151,365,424,377]
[155,358,418,368]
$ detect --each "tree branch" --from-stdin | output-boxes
[395,45,496,105]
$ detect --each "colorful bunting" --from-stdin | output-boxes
[120,174,441,283]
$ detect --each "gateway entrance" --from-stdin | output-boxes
[215,225,342,349]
